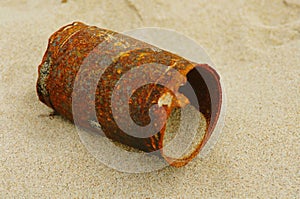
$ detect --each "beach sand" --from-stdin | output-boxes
[0,0,299,197]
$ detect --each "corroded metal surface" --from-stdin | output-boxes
[37,22,222,167]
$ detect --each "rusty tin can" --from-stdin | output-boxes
[37,22,222,167]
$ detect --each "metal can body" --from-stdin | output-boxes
[37,22,222,167]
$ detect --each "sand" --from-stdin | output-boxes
[0,0,299,198]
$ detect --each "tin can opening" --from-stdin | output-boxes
[161,64,223,166]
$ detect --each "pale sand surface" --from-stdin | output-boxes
[0,0,299,198]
